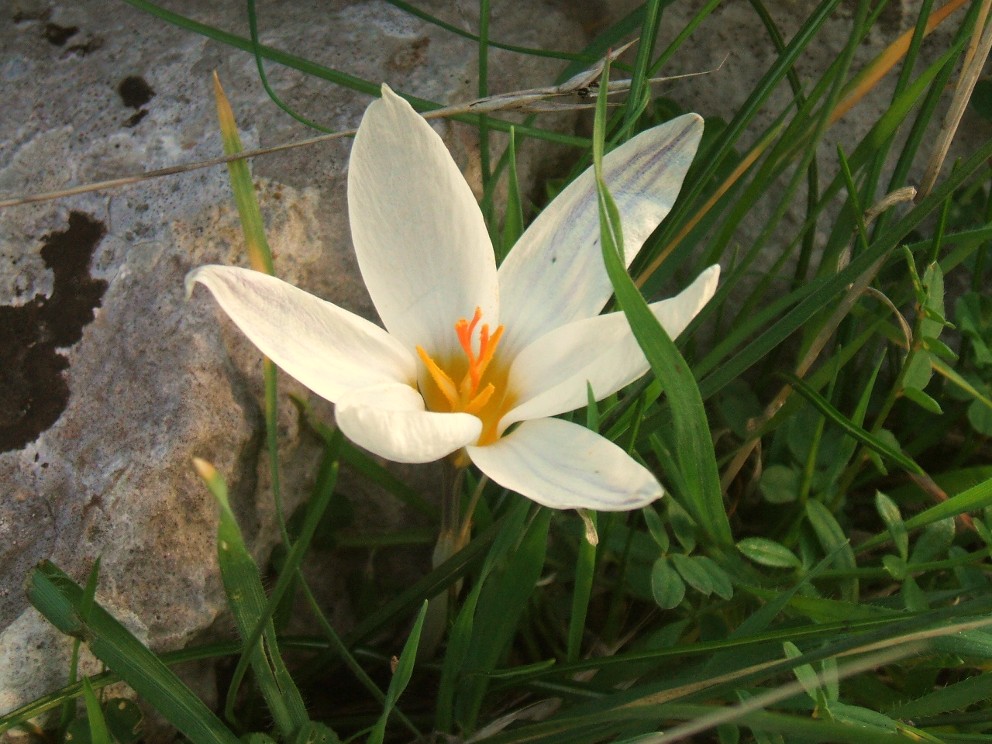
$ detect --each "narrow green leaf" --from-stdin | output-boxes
[908,518,954,565]
[642,506,670,552]
[212,72,273,275]
[81,678,111,744]
[787,373,925,475]
[368,601,428,744]
[889,670,992,718]
[193,459,309,738]
[499,127,524,263]
[805,501,857,601]
[27,563,240,744]
[874,492,908,560]
[783,641,819,700]
[568,512,598,663]
[592,57,730,545]
[670,553,714,596]
[902,386,943,414]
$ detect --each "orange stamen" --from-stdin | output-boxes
[417,307,506,426]
[416,345,459,408]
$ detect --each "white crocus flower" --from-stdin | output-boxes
[187,85,719,512]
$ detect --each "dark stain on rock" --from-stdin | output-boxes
[124,109,148,128]
[0,212,108,453]
[387,36,430,72]
[44,22,78,46]
[118,75,154,109]
[65,35,104,57]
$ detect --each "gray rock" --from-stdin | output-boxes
[0,0,583,720]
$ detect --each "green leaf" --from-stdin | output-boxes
[670,553,714,596]
[650,557,685,609]
[783,641,819,700]
[787,374,924,476]
[641,506,670,551]
[81,678,111,744]
[194,460,310,738]
[736,537,802,569]
[27,563,240,744]
[499,127,524,262]
[805,501,857,601]
[900,575,928,612]
[368,602,428,744]
[874,492,907,560]
[591,57,730,546]
[909,517,955,565]
[568,511,598,663]
[694,555,734,600]
[881,554,906,580]
[889,670,992,718]
[759,464,800,504]
[902,352,933,390]
[902,385,943,414]
[968,397,992,436]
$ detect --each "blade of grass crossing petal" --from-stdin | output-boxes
[368,601,429,744]
[81,677,111,744]
[192,460,309,737]
[592,60,730,545]
[27,563,241,744]
[568,511,598,662]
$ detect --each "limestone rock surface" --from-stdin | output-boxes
[0,0,583,717]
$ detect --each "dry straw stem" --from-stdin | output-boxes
[917,0,992,199]
[0,46,717,210]
[636,0,969,286]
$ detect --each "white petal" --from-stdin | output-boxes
[187,265,415,401]
[502,265,720,428]
[467,418,662,511]
[497,114,703,357]
[335,383,481,464]
[348,84,498,356]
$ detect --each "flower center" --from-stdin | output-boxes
[416,307,511,445]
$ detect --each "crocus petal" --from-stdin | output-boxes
[467,418,662,511]
[501,265,720,429]
[187,265,416,401]
[348,84,498,357]
[336,383,482,464]
[497,114,703,357]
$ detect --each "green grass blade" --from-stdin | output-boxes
[81,678,111,744]
[27,563,241,744]
[592,59,730,546]
[367,601,429,744]
[567,512,597,662]
[193,460,310,738]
